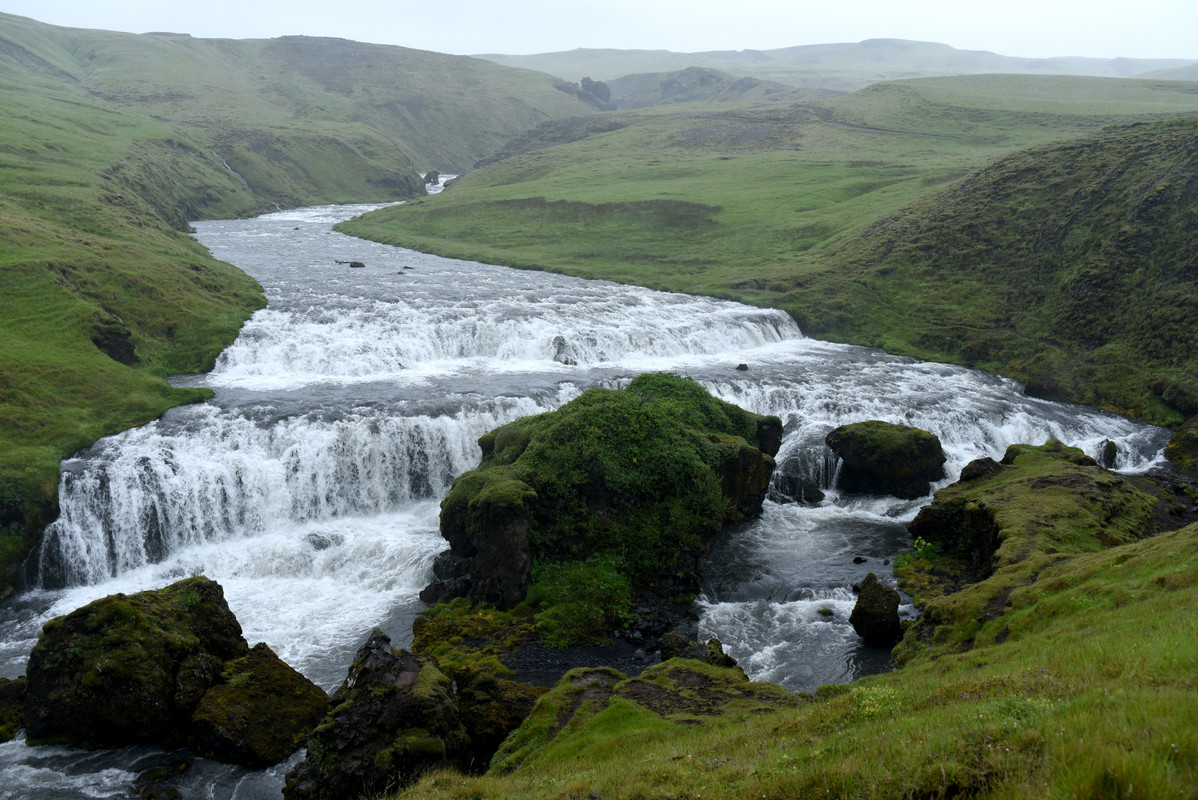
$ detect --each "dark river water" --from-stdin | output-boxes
[0,203,1170,798]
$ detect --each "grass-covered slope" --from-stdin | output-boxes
[392,444,1198,799]
[338,75,1198,422]
[477,39,1195,91]
[606,66,817,108]
[803,116,1198,423]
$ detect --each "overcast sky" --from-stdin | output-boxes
[4,0,1196,60]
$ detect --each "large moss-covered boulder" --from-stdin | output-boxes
[1166,415,1198,469]
[24,577,248,748]
[826,420,946,499]
[849,572,902,647]
[284,629,469,800]
[430,373,782,610]
[189,643,329,768]
[22,577,324,766]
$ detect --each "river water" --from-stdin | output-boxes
[0,203,1170,798]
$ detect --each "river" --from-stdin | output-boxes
[0,203,1170,798]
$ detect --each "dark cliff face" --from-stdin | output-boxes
[427,373,782,615]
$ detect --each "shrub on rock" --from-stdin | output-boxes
[826,420,946,499]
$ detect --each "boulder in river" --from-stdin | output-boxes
[284,629,469,799]
[849,572,902,647]
[22,577,324,766]
[826,420,946,499]
[0,676,25,742]
[1165,415,1198,469]
[429,373,783,619]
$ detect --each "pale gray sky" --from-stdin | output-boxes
[3,0,1195,60]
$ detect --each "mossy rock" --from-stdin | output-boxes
[189,643,328,768]
[492,659,797,773]
[433,373,782,614]
[826,420,946,499]
[1165,416,1198,469]
[284,629,469,800]
[453,666,546,769]
[24,576,248,748]
[0,676,26,742]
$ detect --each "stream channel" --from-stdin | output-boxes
[0,203,1171,798]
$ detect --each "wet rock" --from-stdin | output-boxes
[24,577,247,749]
[959,456,1004,482]
[0,676,25,742]
[853,556,867,564]
[657,632,738,669]
[22,577,321,767]
[189,643,328,768]
[452,667,544,769]
[284,629,468,799]
[1165,416,1198,469]
[1100,439,1119,469]
[849,573,902,647]
[735,363,748,371]
[424,170,440,186]
[826,420,946,499]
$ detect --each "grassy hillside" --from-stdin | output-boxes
[390,442,1198,799]
[477,39,1196,92]
[338,75,1198,422]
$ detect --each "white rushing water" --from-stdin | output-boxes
[0,203,1170,799]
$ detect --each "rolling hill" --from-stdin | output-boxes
[477,38,1196,93]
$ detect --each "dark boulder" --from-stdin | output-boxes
[0,676,25,742]
[1165,416,1198,469]
[189,643,328,768]
[1100,439,1119,469]
[284,629,469,800]
[452,667,544,770]
[22,577,323,767]
[849,572,902,647]
[826,420,946,499]
[657,632,739,669]
[424,170,440,186]
[24,577,247,749]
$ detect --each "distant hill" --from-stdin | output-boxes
[1140,63,1198,81]
[477,39,1197,93]
[606,66,819,108]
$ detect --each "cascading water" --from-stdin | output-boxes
[0,203,1170,799]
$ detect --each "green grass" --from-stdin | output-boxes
[339,75,1198,423]
[392,494,1198,799]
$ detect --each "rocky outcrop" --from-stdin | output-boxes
[427,373,782,612]
[1166,416,1198,469]
[284,629,469,800]
[190,643,329,768]
[491,660,798,773]
[22,577,324,766]
[826,420,946,499]
[849,573,902,647]
[657,632,740,669]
